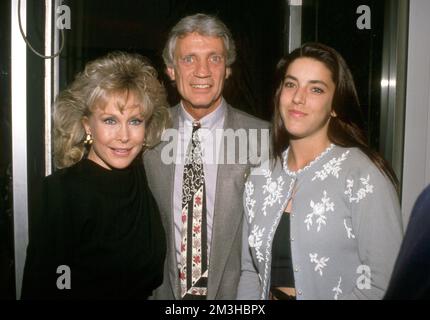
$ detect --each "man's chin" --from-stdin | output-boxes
[182,99,222,110]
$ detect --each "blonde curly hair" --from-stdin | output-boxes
[54,51,170,169]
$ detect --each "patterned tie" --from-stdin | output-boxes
[179,121,208,299]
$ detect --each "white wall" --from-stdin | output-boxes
[402,0,430,227]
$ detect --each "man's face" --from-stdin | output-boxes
[167,32,231,119]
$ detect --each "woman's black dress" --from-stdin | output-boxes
[21,158,166,299]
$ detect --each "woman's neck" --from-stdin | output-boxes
[287,137,332,172]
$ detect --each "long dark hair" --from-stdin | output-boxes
[272,42,398,188]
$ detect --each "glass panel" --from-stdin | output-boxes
[302,0,386,150]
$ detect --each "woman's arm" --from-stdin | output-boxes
[343,166,403,300]
[237,210,262,300]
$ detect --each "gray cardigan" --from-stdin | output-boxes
[237,144,403,300]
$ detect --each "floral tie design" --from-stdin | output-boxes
[180,121,208,299]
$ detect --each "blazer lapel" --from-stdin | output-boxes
[207,105,245,299]
[165,106,181,299]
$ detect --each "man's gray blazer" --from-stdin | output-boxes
[144,103,269,299]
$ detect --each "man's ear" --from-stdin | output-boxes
[166,66,176,81]
[225,67,232,79]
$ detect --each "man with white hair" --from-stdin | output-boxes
[144,13,269,300]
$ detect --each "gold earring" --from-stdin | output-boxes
[84,133,93,145]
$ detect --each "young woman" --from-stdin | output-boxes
[22,52,170,299]
[237,43,403,300]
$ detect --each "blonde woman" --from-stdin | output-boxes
[22,52,170,299]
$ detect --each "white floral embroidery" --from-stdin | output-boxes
[262,169,271,177]
[345,174,374,203]
[245,181,256,223]
[261,178,296,300]
[261,171,284,216]
[312,151,350,181]
[248,225,265,263]
[283,144,335,177]
[310,253,330,276]
[305,191,334,232]
[333,277,342,300]
[343,219,356,239]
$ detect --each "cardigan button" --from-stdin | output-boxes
[298,290,302,295]
[294,267,299,272]
[290,237,295,241]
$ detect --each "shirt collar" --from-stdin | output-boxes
[179,98,227,131]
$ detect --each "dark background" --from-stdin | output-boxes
[302,0,385,150]
[63,0,286,120]
[0,0,14,300]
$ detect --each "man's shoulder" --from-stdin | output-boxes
[227,105,270,129]
[168,105,180,117]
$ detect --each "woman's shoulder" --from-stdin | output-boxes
[333,146,382,175]
[333,145,396,194]
[43,160,90,191]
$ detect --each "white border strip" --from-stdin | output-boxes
[288,0,302,52]
[44,0,52,175]
[11,0,28,299]
[289,0,302,6]
[54,0,60,128]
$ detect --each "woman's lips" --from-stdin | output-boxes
[288,109,307,118]
[110,147,132,156]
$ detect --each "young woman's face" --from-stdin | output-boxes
[83,92,146,170]
[279,57,336,143]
